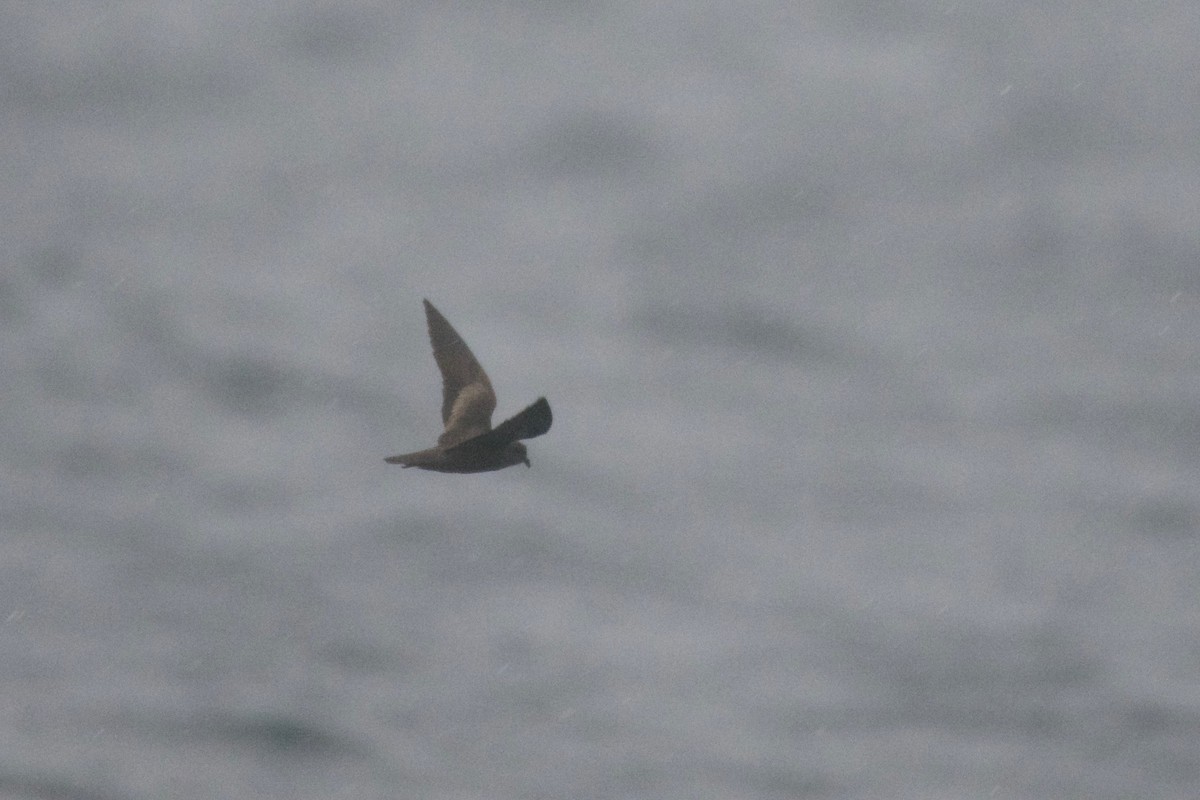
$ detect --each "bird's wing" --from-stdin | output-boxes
[424,299,497,447]
[446,397,552,453]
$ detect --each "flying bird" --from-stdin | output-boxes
[384,299,552,472]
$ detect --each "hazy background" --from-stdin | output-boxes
[4,2,1200,798]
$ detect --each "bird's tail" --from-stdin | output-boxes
[384,447,436,467]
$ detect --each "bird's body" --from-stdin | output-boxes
[384,441,530,473]
[385,300,551,473]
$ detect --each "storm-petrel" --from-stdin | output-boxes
[384,300,551,472]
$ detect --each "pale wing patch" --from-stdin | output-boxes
[438,382,495,447]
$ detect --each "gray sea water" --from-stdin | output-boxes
[4,2,1200,798]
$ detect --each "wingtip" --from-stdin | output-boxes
[423,298,446,324]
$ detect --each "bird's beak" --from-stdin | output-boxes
[523,457,531,468]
